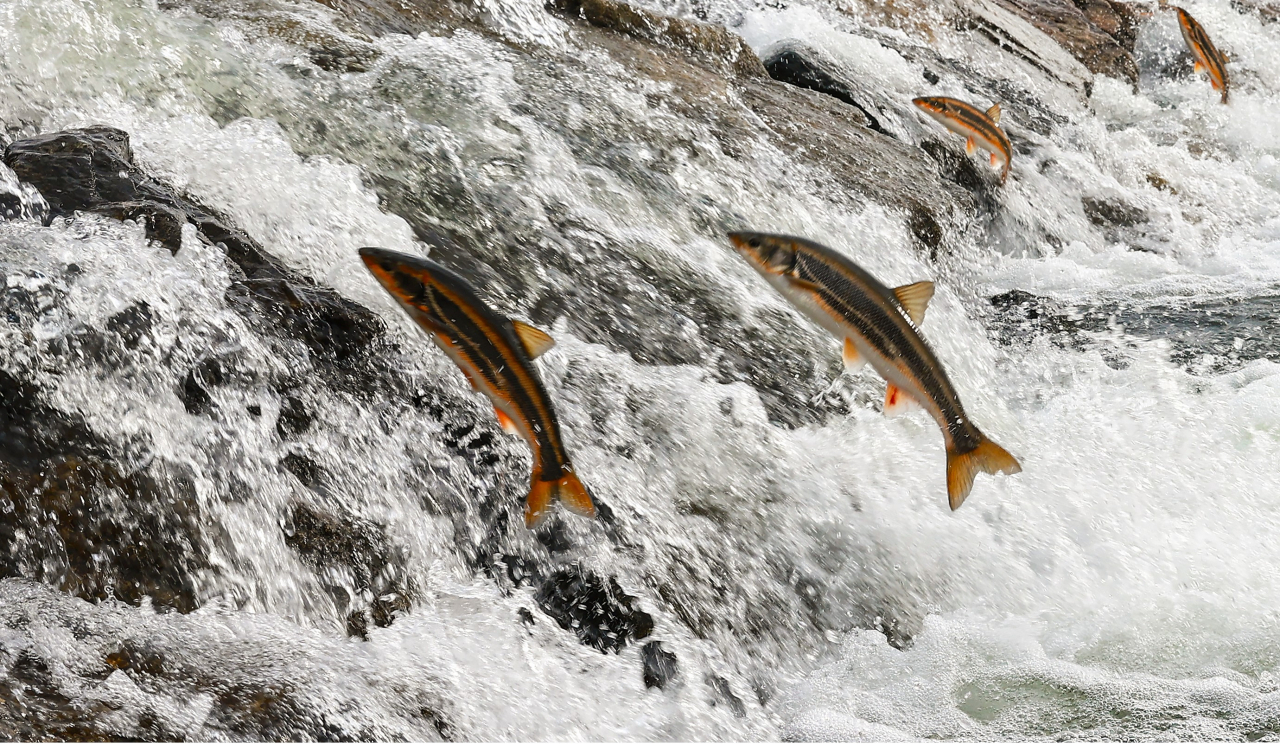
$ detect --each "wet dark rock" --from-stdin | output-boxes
[761,43,887,135]
[1231,0,1280,24]
[0,371,208,613]
[518,606,536,626]
[371,591,411,628]
[641,641,678,690]
[275,393,313,439]
[0,455,207,614]
[280,452,322,489]
[535,565,654,653]
[1082,195,1148,228]
[283,501,389,590]
[989,289,1088,345]
[0,650,115,741]
[225,278,387,395]
[180,357,227,417]
[104,639,168,676]
[991,0,1140,83]
[707,674,747,717]
[347,609,370,639]
[283,501,414,628]
[106,301,156,351]
[4,126,393,398]
[308,44,380,73]
[1109,292,1280,373]
[548,0,767,78]
[921,139,1001,196]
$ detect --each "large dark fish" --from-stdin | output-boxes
[912,96,1012,182]
[729,232,1021,509]
[1172,5,1230,104]
[359,247,595,527]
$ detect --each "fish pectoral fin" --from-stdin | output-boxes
[986,103,1001,123]
[883,384,919,416]
[789,277,823,293]
[965,136,976,155]
[892,281,935,326]
[946,439,1022,510]
[512,320,556,359]
[494,408,520,435]
[842,338,867,371]
[1194,60,1205,73]
[525,469,596,528]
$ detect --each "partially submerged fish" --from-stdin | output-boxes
[1172,5,1230,104]
[359,247,595,527]
[912,96,1012,183]
[728,232,1021,509]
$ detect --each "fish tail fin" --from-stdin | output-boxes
[946,438,1021,510]
[524,468,597,527]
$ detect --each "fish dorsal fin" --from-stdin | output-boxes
[986,104,1001,124]
[842,338,866,371]
[513,320,556,359]
[892,281,935,326]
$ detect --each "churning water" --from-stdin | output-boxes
[1,0,1279,739]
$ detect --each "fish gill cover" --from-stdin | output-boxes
[0,0,1277,740]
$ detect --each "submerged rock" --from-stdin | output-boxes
[641,641,679,689]
[0,369,209,614]
[535,565,654,653]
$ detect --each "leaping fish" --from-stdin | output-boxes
[728,232,1021,509]
[1171,5,1230,104]
[912,96,1012,183]
[359,247,595,527]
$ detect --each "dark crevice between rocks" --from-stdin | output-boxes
[761,47,892,137]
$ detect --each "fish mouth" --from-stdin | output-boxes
[358,246,405,272]
[912,97,945,114]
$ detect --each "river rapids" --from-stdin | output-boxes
[0,0,1279,739]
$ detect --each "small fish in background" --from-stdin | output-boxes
[728,232,1021,509]
[359,247,596,528]
[1169,3,1230,104]
[912,96,1012,183]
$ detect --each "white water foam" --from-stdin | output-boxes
[0,0,1279,739]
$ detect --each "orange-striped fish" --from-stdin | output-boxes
[729,232,1021,508]
[1171,5,1230,104]
[912,96,1012,183]
[359,247,595,527]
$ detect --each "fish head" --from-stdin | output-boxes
[359,246,434,309]
[728,232,798,276]
[912,96,954,122]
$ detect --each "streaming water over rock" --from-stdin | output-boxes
[0,0,1278,739]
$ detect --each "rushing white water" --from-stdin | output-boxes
[0,0,1279,739]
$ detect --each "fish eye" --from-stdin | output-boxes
[747,237,763,249]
